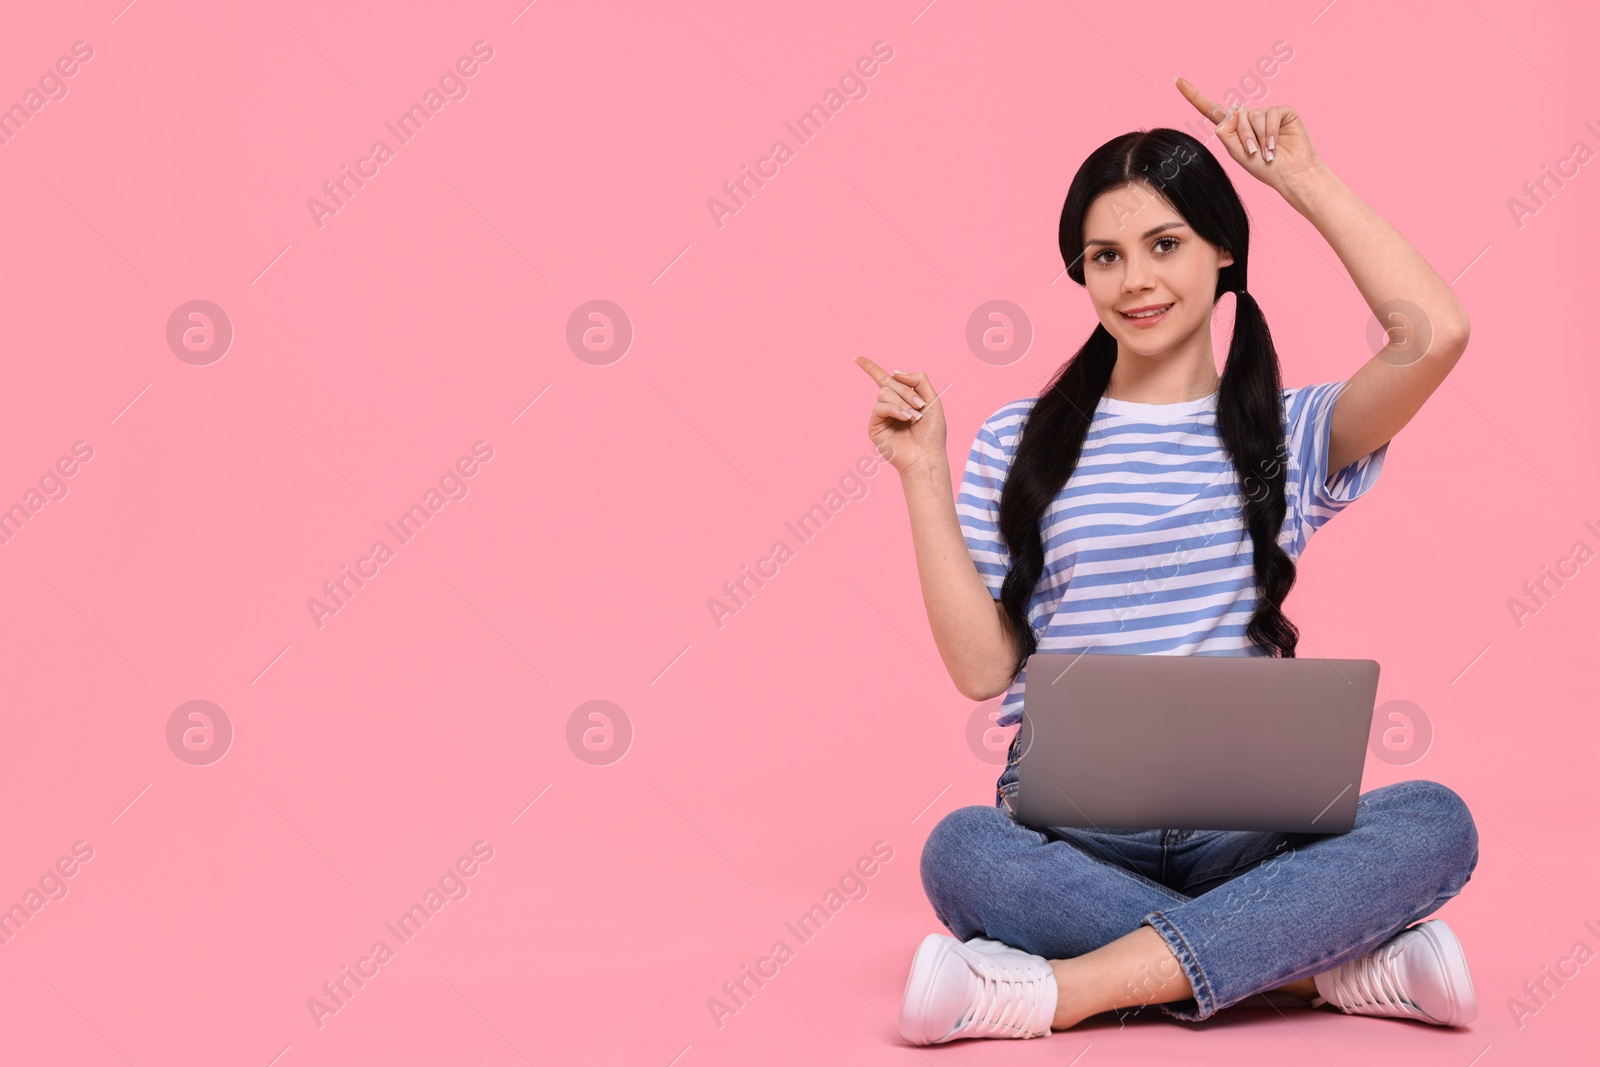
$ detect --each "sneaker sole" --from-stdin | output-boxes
[899,933,963,1046]
[1414,920,1477,1027]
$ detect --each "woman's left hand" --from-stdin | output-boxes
[1175,76,1322,195]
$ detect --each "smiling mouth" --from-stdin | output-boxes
[1120,303,1175,320]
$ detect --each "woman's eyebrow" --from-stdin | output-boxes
[1084,221,1187,248]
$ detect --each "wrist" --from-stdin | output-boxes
[899,450,950,483]
[1280,157,1341,214]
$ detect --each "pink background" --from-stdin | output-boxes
[1,1,1596,1064]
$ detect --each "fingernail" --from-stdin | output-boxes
[1264,148,1273,161]
[1267,135,1275,151]
[1247,139,1258,155]
[912,397,925,408]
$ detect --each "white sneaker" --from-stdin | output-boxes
[898,932,1058,1045]
[1311,920,1477,1027]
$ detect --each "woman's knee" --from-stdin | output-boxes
[919,805,1016,935]
[922,805,1011,873]
[921,807,1017,893]
[1365,779,1479,877]
[1388,779,1475,837]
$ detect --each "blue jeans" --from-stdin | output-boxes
[918,731,1480,1022]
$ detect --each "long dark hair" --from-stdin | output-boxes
[998,127,1297,682]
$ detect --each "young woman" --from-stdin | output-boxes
[853,78,1480,1043]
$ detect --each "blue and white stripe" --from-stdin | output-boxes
[957,381,1387,728]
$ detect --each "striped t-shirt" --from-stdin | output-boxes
[958,381,1387,728]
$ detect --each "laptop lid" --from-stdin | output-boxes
[1014,651,1379,833]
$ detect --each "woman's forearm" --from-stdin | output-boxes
[1276,157,1470,471]
[898,454,1018,701]
[1281,161,1470,346]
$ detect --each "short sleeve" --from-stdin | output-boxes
[955,407,1017,599]
[1285,381,1388,554]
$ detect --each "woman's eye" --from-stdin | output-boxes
[1091,238,1176,265]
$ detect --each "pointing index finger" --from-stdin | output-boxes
[1175,75,1227,124]
[854,355,894,384]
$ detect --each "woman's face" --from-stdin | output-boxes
[1081,183,1233,358]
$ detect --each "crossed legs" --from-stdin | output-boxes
[921,780,1479,1025]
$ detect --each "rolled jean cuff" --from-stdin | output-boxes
[1141,911,1217,1022]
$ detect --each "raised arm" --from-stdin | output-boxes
[853,357,1020,701]
[1177,76,1470,476]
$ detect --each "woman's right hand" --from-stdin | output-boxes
[853,357,947,475]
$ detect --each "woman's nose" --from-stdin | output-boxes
[1121,255,1155,292]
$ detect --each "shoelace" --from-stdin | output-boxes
[1324,936,1423,1019]
[956,949,1048,1037]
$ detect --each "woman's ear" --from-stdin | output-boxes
[1218,247,1235,269]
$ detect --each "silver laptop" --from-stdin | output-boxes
[1013,651,1379,833]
